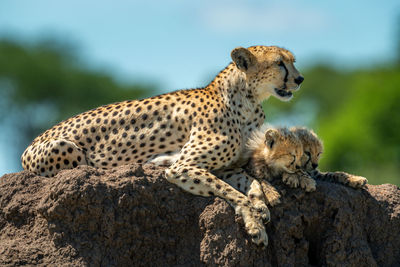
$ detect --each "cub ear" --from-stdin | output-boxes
[231,47,257,72]
[265,129,279,149]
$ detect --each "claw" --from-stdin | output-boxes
[254,231,268,247]
[254,204,270,224]
[248,226,268,247]
[262,211,271,224]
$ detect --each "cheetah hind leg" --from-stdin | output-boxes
[22,139,88,177]
[146,151,180,166]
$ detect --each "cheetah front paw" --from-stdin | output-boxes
[299,175,317,192]
[282,173,300,188]
[348,175,368,189]
[245,220,268,248]
[235,205,268,247]
[252,201,271,224]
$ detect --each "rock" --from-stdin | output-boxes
[0,164,399,266]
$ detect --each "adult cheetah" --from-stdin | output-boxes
[21,45,304,246]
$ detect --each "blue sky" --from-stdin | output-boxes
[0,0,399,175]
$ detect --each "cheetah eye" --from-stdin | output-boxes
[278,61,285,67]
[305,151,311,159]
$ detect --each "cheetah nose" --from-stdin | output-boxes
[312,163,318,169]
[296,165,301,169]
[294,76,304,85]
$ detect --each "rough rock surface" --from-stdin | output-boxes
[0,164,399,266]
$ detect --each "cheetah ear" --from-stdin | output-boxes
[265,129,279,149]
[231,47,256,72]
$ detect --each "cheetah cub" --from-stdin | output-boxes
[245,125,316,206]
[291,127,368,189]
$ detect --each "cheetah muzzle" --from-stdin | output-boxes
[274,88,293,98]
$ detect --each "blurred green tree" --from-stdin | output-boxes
[318,67,400,185]
[0,39,156,168]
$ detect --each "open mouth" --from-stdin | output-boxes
[274,88,293,98]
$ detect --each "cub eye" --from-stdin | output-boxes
[290,155,296,165]
[278,61,285,67]
[305,151,311,158]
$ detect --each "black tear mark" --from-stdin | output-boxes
[269,140,275,149]
[282,63,289,83]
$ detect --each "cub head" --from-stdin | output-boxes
[247,126,303,177]
[290,127,323,172]
[231,45,303,102]
[264,128,303,174]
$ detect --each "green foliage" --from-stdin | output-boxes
[318,67,400,185]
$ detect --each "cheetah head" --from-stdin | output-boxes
[291,127,323,172]
[231,45,303,102]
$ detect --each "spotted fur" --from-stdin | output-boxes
[21,45,304,247]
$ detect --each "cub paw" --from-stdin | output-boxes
[348,175,368,189]
[282,173,300,188]
[299,175,317,192]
